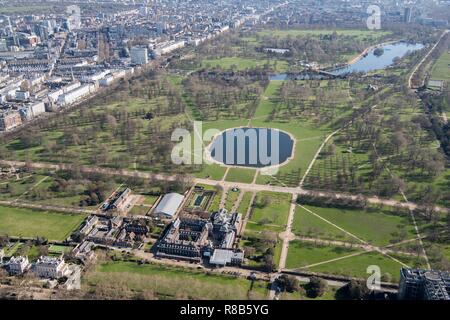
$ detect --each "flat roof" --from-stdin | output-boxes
[154,193,184,217]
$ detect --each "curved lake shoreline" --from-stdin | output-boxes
[269,41,424,80]
[206,127,295,169]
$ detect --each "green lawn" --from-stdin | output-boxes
[286,241,362,269]
[48,244,73,255]
[142,195,160,206]
[84,261,269,300]
[309,251,425,283]
[0,206,86,241]
[202,57,288,72]
[246,191,291,232]
[225,167,256,184]
[237,192,254,215]
[208,188,222,212]
[292,206,353,242]
[296,205,417,246]
[431,51,450,81]
[286,241,422,282]
[224,189,241,212]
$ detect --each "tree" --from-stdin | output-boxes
[306,276,328,298]
[277,275,300,293]
[381,273,392,283]
[263,253,275,272]
[336,280,370,300]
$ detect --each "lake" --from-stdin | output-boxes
[209,127,294,168]
[331,42,424,75]
[269,42,424,80]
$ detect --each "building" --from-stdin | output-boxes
[153,193,185,219]
[15,90,30,101]
[82,215,145,249]
[19,101,46,121]
[404,7,412,23]
[72,241,95,262]
[155,216,211,262]
[34,256,68,279]
[209,249,244,267]
[8,256,30,275]
[125,222,149,235]
[130,46,148,65]
[57,84,93,106]
[0,110,22,131]
[79,215,99,235]
[399,268,450,300]
[155,208,244,266]
[154,41,185,56]
[108,188,133,212]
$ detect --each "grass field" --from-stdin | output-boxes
[202,57,288,72]
[225,167,256,183]
[292,206,353,242]
[285,241,422,282]
[237,192,254,215]
[84,261,269,300]
[246,191,291,232]
[0,206,86,241]
[286,241,362,269]
[224,189,240,212]
[309,251,425,282]
[48,244,73,255]
[431,51,450,81]
[295,205,417,246]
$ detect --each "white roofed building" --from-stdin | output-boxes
[153,193,185,219]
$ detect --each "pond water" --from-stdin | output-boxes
[331,42,424,75]
[269,42,424,80]
[209,127,294,168]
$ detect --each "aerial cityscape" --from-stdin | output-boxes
[0,0,449,305]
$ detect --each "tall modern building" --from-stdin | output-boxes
[404,7,412,23]
[130,46,148,65]
[399,268,450,300]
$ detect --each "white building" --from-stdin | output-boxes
[153,193,185,219]
[8,256,30,275]
[34,256,68,279]
[99,75,114,87]
[130,46,148,65]
[154,41,185,56]
[19,101,46,120]
[58,83,95,106]
[62,81,81,93]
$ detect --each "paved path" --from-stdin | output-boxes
[1,160,448,214]
[238,192,256,236]
[294,236,422,257]
[278,193,297,271]
[372,143,431,269]
[408,30,449,89]
[0,199,95,214]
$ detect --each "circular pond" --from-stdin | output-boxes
[208,127,294,168]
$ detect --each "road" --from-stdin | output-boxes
[408,29,449,89]
[278,193,297,271]
[0,199,95,215]
[1,160,448,214]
